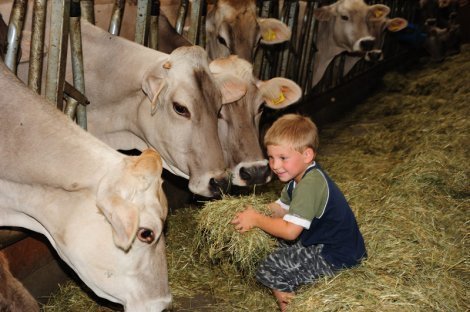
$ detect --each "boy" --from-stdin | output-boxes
[231,114,366,312]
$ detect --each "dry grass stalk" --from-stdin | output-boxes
[194,193,279,277]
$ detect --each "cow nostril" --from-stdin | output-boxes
[239,167,252,181]
[368,51,382,62]
[360,39,375,51]
[209,177,230,196]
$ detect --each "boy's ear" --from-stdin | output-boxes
[303,148,315,163]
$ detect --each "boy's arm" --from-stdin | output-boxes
[231,205,303,241]
[268,201,288,218]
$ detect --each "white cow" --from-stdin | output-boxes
[307,0,394,87]
[342,16,409,76]
[94,0,291,62]
[210,55,302,186]
[78,21,246,197]
[204,0,291,62]
[1,0,249,197]
[0,61,171,311]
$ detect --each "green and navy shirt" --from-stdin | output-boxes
[277,162,367,269]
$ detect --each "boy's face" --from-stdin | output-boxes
[267,144,314,183]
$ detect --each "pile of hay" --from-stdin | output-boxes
[41,46,469,312]
[166,45,469,311]
[194,193,279,276]
[41,281,117,312]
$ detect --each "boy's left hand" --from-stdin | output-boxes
[231,205,258,233]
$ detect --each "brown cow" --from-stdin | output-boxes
[0,252,39,312]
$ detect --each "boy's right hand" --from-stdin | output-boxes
[231,205,258,233]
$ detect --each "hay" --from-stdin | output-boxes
[42,45,469,311]
[168,45,469,311]
[41,281,117,312]
[194,193,279,277]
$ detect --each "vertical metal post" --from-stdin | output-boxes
[68,0,86,129]
[148,0,160,50]
[298,0,314,87]
[253,0,273,78]
[187,0,202,45]
[278,0,297,78]
[4,0,27,74]
[135,0,150,45]
[45,0,70,109]
[28,0,47,93]
[80,0,95,24]
[175,0,188,35]
[109,0,125,35]
[198,0,207,48]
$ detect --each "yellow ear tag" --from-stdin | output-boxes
[374,9,384,18]
[263,29,277,41]
[271,92,286,106]
[389,21,404,32]
[389,24,400,32]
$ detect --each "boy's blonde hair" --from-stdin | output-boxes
[264,114,319,152]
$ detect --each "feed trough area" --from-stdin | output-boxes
[42,44,469,312]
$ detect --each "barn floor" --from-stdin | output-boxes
[4,44,468,311]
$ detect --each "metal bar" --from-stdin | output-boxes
[64,81,89,106]
[253,0,273,78]
[64,97,78,119]
[69,0,86,129]
[135,0,150,45]
[109,0,125,35]
[4,0,27,74]
[198,0,206,48]
[299,0,314,87]
[175,0,189,35]
[281,0,298,79]
[80,0,95,24]
[148,0,160,50]
[187,0,202,45]
[45,0,70,109]
[28,0,47,94]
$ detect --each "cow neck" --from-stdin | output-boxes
[81,20,167,99]
[312,19,345,87]
[0,64,122,191]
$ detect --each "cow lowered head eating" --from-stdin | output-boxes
[0,61,171,311]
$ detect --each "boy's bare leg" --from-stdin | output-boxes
[272,289,294,312]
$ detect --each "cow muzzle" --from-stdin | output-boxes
[238,164,272,186]
[209,175,230,197]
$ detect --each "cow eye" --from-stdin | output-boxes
[217,35,227,46]
[137,227,155,244]
[173,102,190,118]
[341,15,349,21]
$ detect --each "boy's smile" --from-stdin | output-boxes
[267,144,314,183]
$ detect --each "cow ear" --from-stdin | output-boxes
[369,4,390,20]
[257,77,302,109]
[96,194,140,251]
[313,5,334,21]
[387,18,408,32]
[258,18,291,44]
[142,74,167,116]
[218,74,248,104]
[131,149,164,190]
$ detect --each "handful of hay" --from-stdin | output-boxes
[195,193,279,277]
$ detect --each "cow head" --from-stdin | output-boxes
[364,16,408,62]
[209,56,302,186]
[205,0,291,62]
[314,0,391,53]
[140,45,247,197]
[65,149,171,311]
